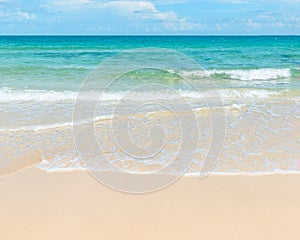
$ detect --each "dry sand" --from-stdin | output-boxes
[1,167,300,240]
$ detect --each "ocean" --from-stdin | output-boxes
[0,36,299,176]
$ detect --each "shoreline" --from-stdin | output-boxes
[4,163,300,178]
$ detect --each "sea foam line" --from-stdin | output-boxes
[177,68,291,81]
[0,115,113,132]
[0,88,284,102]
[36,160,300,177]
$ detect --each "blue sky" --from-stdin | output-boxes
[0,0,300,35]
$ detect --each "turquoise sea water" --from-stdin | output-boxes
[0,36,299,175]
[0,36,299,91]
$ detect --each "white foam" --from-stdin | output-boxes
[37,157,86,173]
[217,89,281,98]
[0,88,281,103]
[184,170,300,177]
[0,122,74,132]
[36,158,300,177]
[0,115,113,132]
[0,89,77,102]
[179,68,291,81]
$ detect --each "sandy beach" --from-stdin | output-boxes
[1,0,300,238]
[1,168,300,240]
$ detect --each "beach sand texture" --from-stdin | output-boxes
[1,167,300,240]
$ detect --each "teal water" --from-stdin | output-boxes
[0,36,300,175]
[0,36,299,91]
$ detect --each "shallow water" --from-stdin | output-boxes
[0,36,299,176]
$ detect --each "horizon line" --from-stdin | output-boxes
[0,34,299,37]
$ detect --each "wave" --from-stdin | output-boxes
[0,88,284,102]
[0,122,74,132]
[0,115,113,132]
[178,68,291,81]
[0,89,78,102]
[37,158,300,177]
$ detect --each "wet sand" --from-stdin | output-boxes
[1,167,300,240]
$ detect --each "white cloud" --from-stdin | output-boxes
[99,1,204,31]
[101,1,157,14]
[52,0,92,7]
[245,19,261,29]
[214,11,300,34]
[0,9,36,21]
[0,0,36,22]
[15,10,36,20]
[47,0,203,32]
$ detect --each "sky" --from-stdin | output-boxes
[0,0,300,35]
